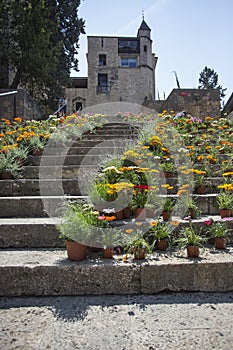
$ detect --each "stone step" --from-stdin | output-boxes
[23,165,94,179]
[0,194,222,217]
[0,216,232,248]
[0,179,86,196]
[0,247,232,296]
[0,218,62,248]
[0,177,226,196]
[0,195,86,218]
[26,154,122,166]
[46,146,129,156]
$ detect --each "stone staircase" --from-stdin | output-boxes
[0,118,232,296]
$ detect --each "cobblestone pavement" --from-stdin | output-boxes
[0,292,233,350]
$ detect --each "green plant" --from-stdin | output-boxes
[130,189,148,209]
[124,235,151,255]
[217,191,233,210]
[175,222,207,249]
[100,228,123,249]
[57,200,110,244]
[194,174,205,187]
[162,197,175,212]
[149,219,173,242]
[208,222,229,238]
[28,135,47,152]
[0,153,23,178]
[178,194,201,218]
[160,160,174,173]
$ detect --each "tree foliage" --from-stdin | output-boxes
[198,66,227,105]
[0,0,85,113]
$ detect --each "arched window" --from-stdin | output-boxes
[144,45,147,52]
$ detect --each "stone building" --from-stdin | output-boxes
[66,19,158,112]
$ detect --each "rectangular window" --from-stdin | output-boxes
[118,39,139,53]
[120,58,137,68]
[99,54,106,66]
[97,74,108,93]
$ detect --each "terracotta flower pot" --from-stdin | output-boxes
[135,207,147,220]
[32,149,43,156]
[0,171,13,180]
[65,241,87,261]
[156,239,167,251]
[162,211,171,221]
[102,248,114,259]
[163,171,174,178]
[123,207,131,219]
[220,209,231,218]
[196,186,205,194]
[133,248,146,260]
[187,245,199,258]
[114,209,123,220]
[214,237,226,249]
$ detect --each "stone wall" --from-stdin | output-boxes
[156,88,220,119]
[0,89,42,120]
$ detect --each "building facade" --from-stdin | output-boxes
[66,19,158,112]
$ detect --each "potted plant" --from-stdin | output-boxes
[178,194,201,219]
[0,153,23,179]
[175,222,207,258]
[217,191,233,218]
[100,228,122,259]
[28,135,47,156]
[130,188,148,220]
[149,219,173,251]
[125,235,151,260]
[160,160,175,178]
[194,174,205,194]
[57,201,110,261]
[161,197,175,221]
[208,222,229,249]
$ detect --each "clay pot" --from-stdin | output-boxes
[196,186,205,194]
[214,237,226,249]
[187,245,199,258]
[162,211,171,221]
[114,210,123,220]
[32,149,43,156]
[163,171,174,178]
[123,207,131,219]
[133,248,146,260]
[65,241,87,261]
[102,248,114,259]
[0,171,13,180]
[156,239,167,251]
[220,209,231,218]
[135,208,147,220]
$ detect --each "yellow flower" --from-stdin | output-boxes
[136,222,143,226]
[14,117,22,123]
[197,155,204,162]
[222,172,233,177]
[126,229,133,234]
[150,220,158,227]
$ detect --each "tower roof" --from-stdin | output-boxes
[138,19,151,31]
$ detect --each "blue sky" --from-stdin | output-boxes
[73,0,233,103]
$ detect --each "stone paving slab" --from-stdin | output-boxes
[0,247,232,296]
[1,292,232,350]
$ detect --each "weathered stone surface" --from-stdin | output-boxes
[0,218,63,248]
[0,250,141,296]
[141,262,198,293]
[0,248,232,296]
[195,262,233,292]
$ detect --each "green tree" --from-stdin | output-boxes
[0,0,85,114]
[198,66,227,107]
